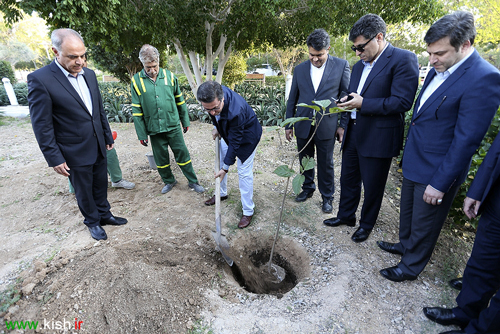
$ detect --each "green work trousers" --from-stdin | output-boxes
[150,127,198,185]
[69,147,122,193]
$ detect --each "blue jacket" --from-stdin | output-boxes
[402,50,500,193]
[210,86,262,166]
[467,133,500,212]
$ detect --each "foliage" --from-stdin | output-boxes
[0,82,28,106]
[0,12,51,69]
[0,84,7,106]
[97,82,133,123]
[221,53,247,89]
[12,82,28,105]
[89,45,142,83]
[0,283,21,313]
[1,0,444,96]
[0,40,37,66]
[0,60,16,83]
[14,60,36,71]
[445,0,500,45]
[273,46,307,78]
[449,106,500,228]
[236,83,287,126]
[476,43,500,70]
[267,98,348,272]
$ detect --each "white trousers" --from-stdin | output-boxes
[219,138,256,216]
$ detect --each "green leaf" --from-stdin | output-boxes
[312,99,331,109]
[297,103,320,111]
[274,165,295,178]
[301,156,315,172]
[292,174,305,195]
[280,117,309,127]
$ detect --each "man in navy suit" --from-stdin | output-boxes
[197,81,262,229]
[285,29,350,214]
[378,11,500,282]
[28,28,128,241]
[324,14,419,243]
[423,133,500,334]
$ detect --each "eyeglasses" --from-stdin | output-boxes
[203,99,223,113]
[351,35,376,53]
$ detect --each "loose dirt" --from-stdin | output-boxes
[0,117,475,333]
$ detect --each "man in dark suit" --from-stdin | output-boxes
[422,132,500,334]
[378,11,500,282]
[323,14,419,243]
[28,28,128,241]
[285,29,350,214]
[197,81,262,229]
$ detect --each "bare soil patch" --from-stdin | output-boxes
[0,117,474,333]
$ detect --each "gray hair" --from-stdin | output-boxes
[349,14,386,42]
[424,11,476,50]
[139,44,160,64]
[51,29,84,51]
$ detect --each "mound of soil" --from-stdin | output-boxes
[0,118,474,333]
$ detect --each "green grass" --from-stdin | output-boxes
[0,280,21,313]
[187,318,214,334]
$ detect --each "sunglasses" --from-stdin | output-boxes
[351,35,376,52]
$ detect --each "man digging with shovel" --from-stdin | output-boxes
[197,81,262,229]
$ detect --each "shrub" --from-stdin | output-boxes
[13,83,28,106]
[0,82,28,106]
[449,106,500,228]
[98,82,132,123]
[0,60,16,84]
[222,53,247,89]
[0,84,8,106]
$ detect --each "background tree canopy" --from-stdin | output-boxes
[1,0,443,93]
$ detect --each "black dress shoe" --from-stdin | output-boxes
[440,331,466,334]
[380,266,417,282]
[88,225,107,240]
[423,307,468,327]
[322,197,333,213]
[101,216,128,226]
[449,278,463,291]
[351,227,372,242]
[323,217,355,227]
[295,191,313,202]
[377,241,403,255]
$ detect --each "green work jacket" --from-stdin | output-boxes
[131,68,189,140]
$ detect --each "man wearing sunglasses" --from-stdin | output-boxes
[323,14,419,243]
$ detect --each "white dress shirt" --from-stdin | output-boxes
[55,59,93,115]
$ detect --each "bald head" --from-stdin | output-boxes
[51,28,86,76]
[51,28,85,51]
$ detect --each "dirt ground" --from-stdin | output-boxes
[0,117,475,334]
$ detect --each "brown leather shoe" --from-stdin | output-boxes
[204,195,228,206]
[238,215,253,229]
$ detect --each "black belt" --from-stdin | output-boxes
[349,118,356,125]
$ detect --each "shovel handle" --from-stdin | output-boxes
[215,137,221,227]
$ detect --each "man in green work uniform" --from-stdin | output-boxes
[131,44,204,194]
